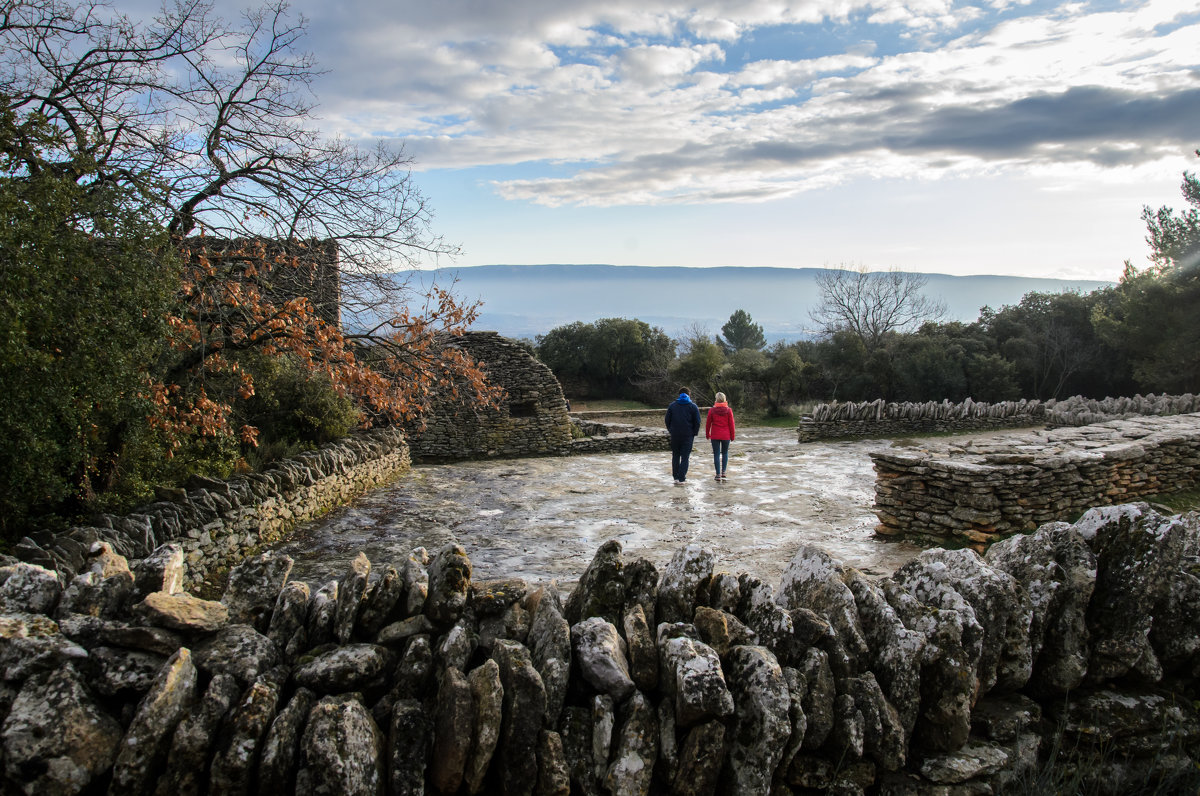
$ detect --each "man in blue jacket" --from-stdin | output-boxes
[665,387,702,483]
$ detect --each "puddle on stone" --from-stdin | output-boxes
[271,427,941,590]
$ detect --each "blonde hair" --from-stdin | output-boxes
[715,392,727,403]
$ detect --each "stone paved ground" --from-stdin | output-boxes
[274,427,934,589]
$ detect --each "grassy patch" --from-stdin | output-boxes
[1143,487,1200,514]
[569,399,657,411]
[743,412,800,428]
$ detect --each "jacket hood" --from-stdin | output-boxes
[677,393,691,403]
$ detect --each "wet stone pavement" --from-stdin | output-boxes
[272,427,933,590]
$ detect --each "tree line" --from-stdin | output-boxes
[0,0,498,541]
[536,156,1200,413]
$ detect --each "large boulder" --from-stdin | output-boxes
[844,570,924,735]
[657,544,715,625]
[736,575,795,661]
[603,692,657,796]
[887,553,985,752]
[208,673,283,793]
[425,544,472,626]
[109,648,200,796]
[659,635,734,728]
[724,645,792,795]
[0,613,88,680]
[133,591,228,633]
[564,540,625,626]
[334,553,371,643]
[985,521,1096,694]
[257,687,317,793]
[401,547,430,617]
[527,585,571,726]
[1,664,122,795]
[1079,504,1189,683]
[571,617,635,702]
[267,580,311,662]
[430,667,475,794]
[154,673,242,796]
[775,546,869,670]
[192,624,280,684]
[0,562,61,615]
[492,640,547,795]
[221,550,294,632]
[916,548,1032,694]
[292,643,392,693]
[387,699,429,796]
[465,659,504,794]
[672,720,725,796]
[296,695,384,796]
[358,564,403,635]
[305,580,339,647]
[131,544,185,600]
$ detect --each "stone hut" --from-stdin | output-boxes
[407,331,573,461]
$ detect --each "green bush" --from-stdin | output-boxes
[237,355,360,448]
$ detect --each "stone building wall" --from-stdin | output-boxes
[2,504,1197,794]
[180,237,343,327]
[407,331,574,461]
[871,413,1200,545]
[12,429,409,591]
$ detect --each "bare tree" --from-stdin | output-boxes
[1,0,499,449]
[810,265,947,353]
[1,0,456,327]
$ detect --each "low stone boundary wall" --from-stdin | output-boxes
[12,429,410,590]
[2,503,1197,794]
[571,408,672,425]
[567,420,669,455]
[798,393,1200,442]
[1045,392,1200,427]
[871,413,1200,544]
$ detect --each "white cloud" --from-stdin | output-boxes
[265,0,1200,207]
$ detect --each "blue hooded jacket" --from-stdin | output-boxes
[665,393,701,437]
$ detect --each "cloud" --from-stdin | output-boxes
[214,0,1200,206]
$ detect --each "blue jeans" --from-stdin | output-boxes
[711,439,729,475]
[670,434,694,480]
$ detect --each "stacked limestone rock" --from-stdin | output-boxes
[799,393,1200,443]
[2,504,1199,794]
[1045,393,1200,428]
[799,398,1050,442]
[872,413,1200,544]
[11,428,410,592]
[567,421,669,455]
[407,332,574,462]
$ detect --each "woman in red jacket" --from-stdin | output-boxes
[705,391,736,481]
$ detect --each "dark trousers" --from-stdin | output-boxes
[670,434,694,481]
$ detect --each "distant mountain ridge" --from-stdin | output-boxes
[403,264,1111,341]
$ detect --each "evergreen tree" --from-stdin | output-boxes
[720,309,766,352]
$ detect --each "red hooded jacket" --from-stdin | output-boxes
[705,402,736,441]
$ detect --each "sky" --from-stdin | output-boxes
[155,0,1200,280]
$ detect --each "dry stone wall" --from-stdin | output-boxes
[871,413,1200,545]
[12,429,410,591]
[407,332,574,461]
[798,393,1200,442]
[2,503,1198,795]
[567,420,669,454]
